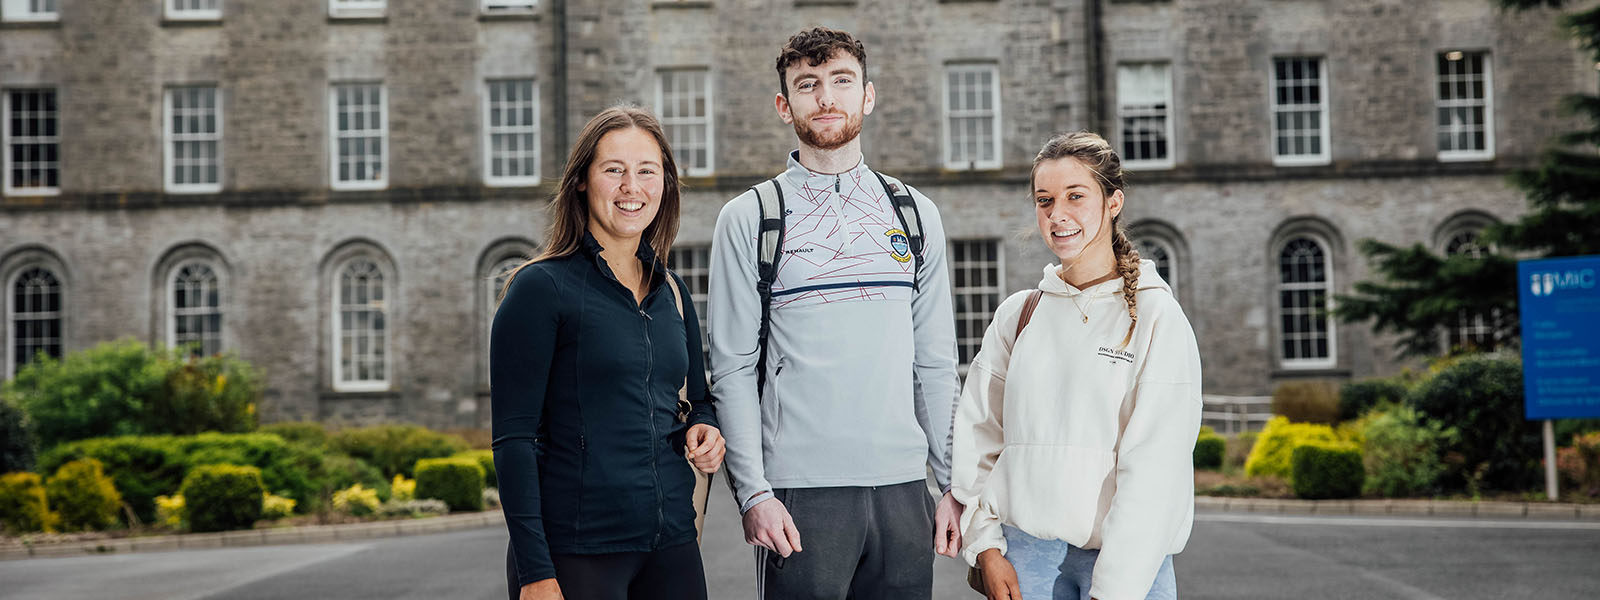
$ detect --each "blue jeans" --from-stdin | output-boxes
[1002,524,1177,600]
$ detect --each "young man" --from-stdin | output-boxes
[707,27,963,598]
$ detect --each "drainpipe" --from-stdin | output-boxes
[553,0,569,161]
[1086,0,1105,132]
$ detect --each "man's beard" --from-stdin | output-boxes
[793,110,863,151]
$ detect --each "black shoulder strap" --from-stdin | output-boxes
[872,171,925,292]
[751,178,785,400]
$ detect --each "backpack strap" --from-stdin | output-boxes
[665,272,714,542]
[872,171,925,292]
[750,178,786,400]
[1016,289,1044,340]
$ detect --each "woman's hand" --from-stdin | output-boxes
[519,578,563,600]
[686,424,725,473]
[978,548,1022,600]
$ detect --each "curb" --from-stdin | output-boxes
[1196,496,1600,520]
[0,509,505,561]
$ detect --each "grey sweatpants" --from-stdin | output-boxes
[755,480,934,600]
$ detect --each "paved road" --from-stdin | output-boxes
[4,490,1598,600]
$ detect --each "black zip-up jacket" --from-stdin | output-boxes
[491,233,717,587]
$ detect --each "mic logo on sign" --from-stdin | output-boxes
[1530,269,1597,297]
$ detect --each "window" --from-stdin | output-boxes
[668,245,711,365]
[951,240,1003,367]
[8,267,62,378]
[1278,237,1334,367]
[1,0,57,22]
[1136,238,1176,298]
[482,0,535,10]
[169,262,223,357]
[333,258,389,390]
[484,79,540,186]
[1271,57,1329,165]
[328,0,384,18]
[3,89,59,196]
[485,254,523,383]
[167,0,221,20]
[656,69,713,176]
[164,87,222,193]
[1117,63,1173,169]
[944,64,1002,170]
[330,83,387,190]
[1444,229,1496,352]
[1437,51,1493,161]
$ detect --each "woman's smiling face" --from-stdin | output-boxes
[1033,157,1123,266]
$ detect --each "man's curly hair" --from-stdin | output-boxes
[775,27,867,97]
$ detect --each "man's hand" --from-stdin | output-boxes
[741,496,803,557]
[685,424,725,474]
[977,548,1021,600]
[933,491,964,557]
[519,578,563,600]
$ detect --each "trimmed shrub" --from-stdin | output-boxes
[1408,356,1538,492]
[1557,432,1600,499]
[329,425,469,478]
[1270,380,1341,425]
[46,458,123,531]
[443,428,492,451]
[1194,427,1225,470]
[333,484,381,516]
[262,492,297,520]
[155,494,185,529]
[1339,378,1410,422]
[260,422,329,448]
[1196,483,1261,498]
[390,474,416,502]
[1291,443,1364,500]
[453,450,497,488]
[1244,417,1340,480]
[414,458,484,512]
[0,472,56,533]
[1,397,35,473]
[1361,405,1453,497]
[181,464,265,533]
[36,436,182,524]
[379,498,449,518]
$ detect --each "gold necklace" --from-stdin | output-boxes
[1061,270,1118,324]
[1068,295,1089,323]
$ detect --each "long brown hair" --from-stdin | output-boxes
[501,105,682,297]
[1031,131,1141,348]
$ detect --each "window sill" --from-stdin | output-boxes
[321,389,398,400]
[328,14,387,24]
[479,10,540,22]
[1271,367,1348,379]
[0,19,62,29]
[161,17,223,27]
[794,0,854,6]
[1437,152,1495,163]
[652,1,712,8]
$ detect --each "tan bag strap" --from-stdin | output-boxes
[1015,289,1044,340]
[665,274,712,542]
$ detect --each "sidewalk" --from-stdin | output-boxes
[0,510,506,561]
[1197,496,1600,520]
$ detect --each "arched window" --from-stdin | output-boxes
[169,261,223,357]
[1278,236,1335,367]
[1444,228,1495,352]
[1136,237,1176,298]
[334,258,389,390]
[9,266,63,377]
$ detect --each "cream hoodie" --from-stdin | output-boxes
[952,260,1202,600]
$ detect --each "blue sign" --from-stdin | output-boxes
[1519,255,1600,420]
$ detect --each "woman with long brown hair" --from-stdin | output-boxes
[492,106,724,600]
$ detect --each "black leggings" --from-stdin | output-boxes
[506,540,708,600]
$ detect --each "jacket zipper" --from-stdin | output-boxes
[640,304,664,546]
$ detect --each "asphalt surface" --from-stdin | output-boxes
[3,488,1597,600]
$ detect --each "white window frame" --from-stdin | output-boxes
[668,245,712,366]
[1436,50,1495,162]
[329,83,388,191]
[1442,228,1496,352]
[163,86,224,194]
[485,254,524,384]
[328,0,385,18]
[1277,235,1337,369]
[482,0,536,11]
[950,239,1005,369]
[483,79,541,187]
[2,89,61,197]
[655,68,714,177]
[1269,56,1331,166]
[942,63,1003,171]
[6,265,63,380]
[1,0,58,22]
[166,0,222,21]
[1135,237,1178,300]
[331,256,391,392]
[167,259,225,357]
[1117,62,1175,171]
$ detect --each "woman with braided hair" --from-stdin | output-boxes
[950,131,1202,600]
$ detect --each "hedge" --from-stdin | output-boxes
[1244,416,1341,481]
[330,425,468,479]
[46,458,122,531]
[1194,427,1225,471]
[0,471,55,533]
[414,458,484,512]
[453,450,497,488]
[1291,443,1364,500]
[181,464,264,533]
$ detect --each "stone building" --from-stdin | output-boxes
[1,0,1590,428]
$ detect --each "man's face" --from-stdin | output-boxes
[777,52,875,151]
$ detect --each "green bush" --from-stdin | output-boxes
[414,458,484,512]
[1408,355,1538,492]
[36,436,180,524]
[1194,428,1225,470]
[1244,417,1341,481]
[260,422,329,448]
[1339,378,1410,422]
[46,458,123,531]
[332,483,381,516]
[453,450,497,488]
[152,354,260,436]
[1291,443,1365,500]
[1,397,35,473]
[1361,405,1454,497]
[1270,380,1341,425]
[262,492,297,520]
[0,472,56,533]
[181,464,264,533]
[155,494,185,529]
[330,425,469,478]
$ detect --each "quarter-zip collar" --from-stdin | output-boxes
[579,230,670,288]
[780,149,873,196]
